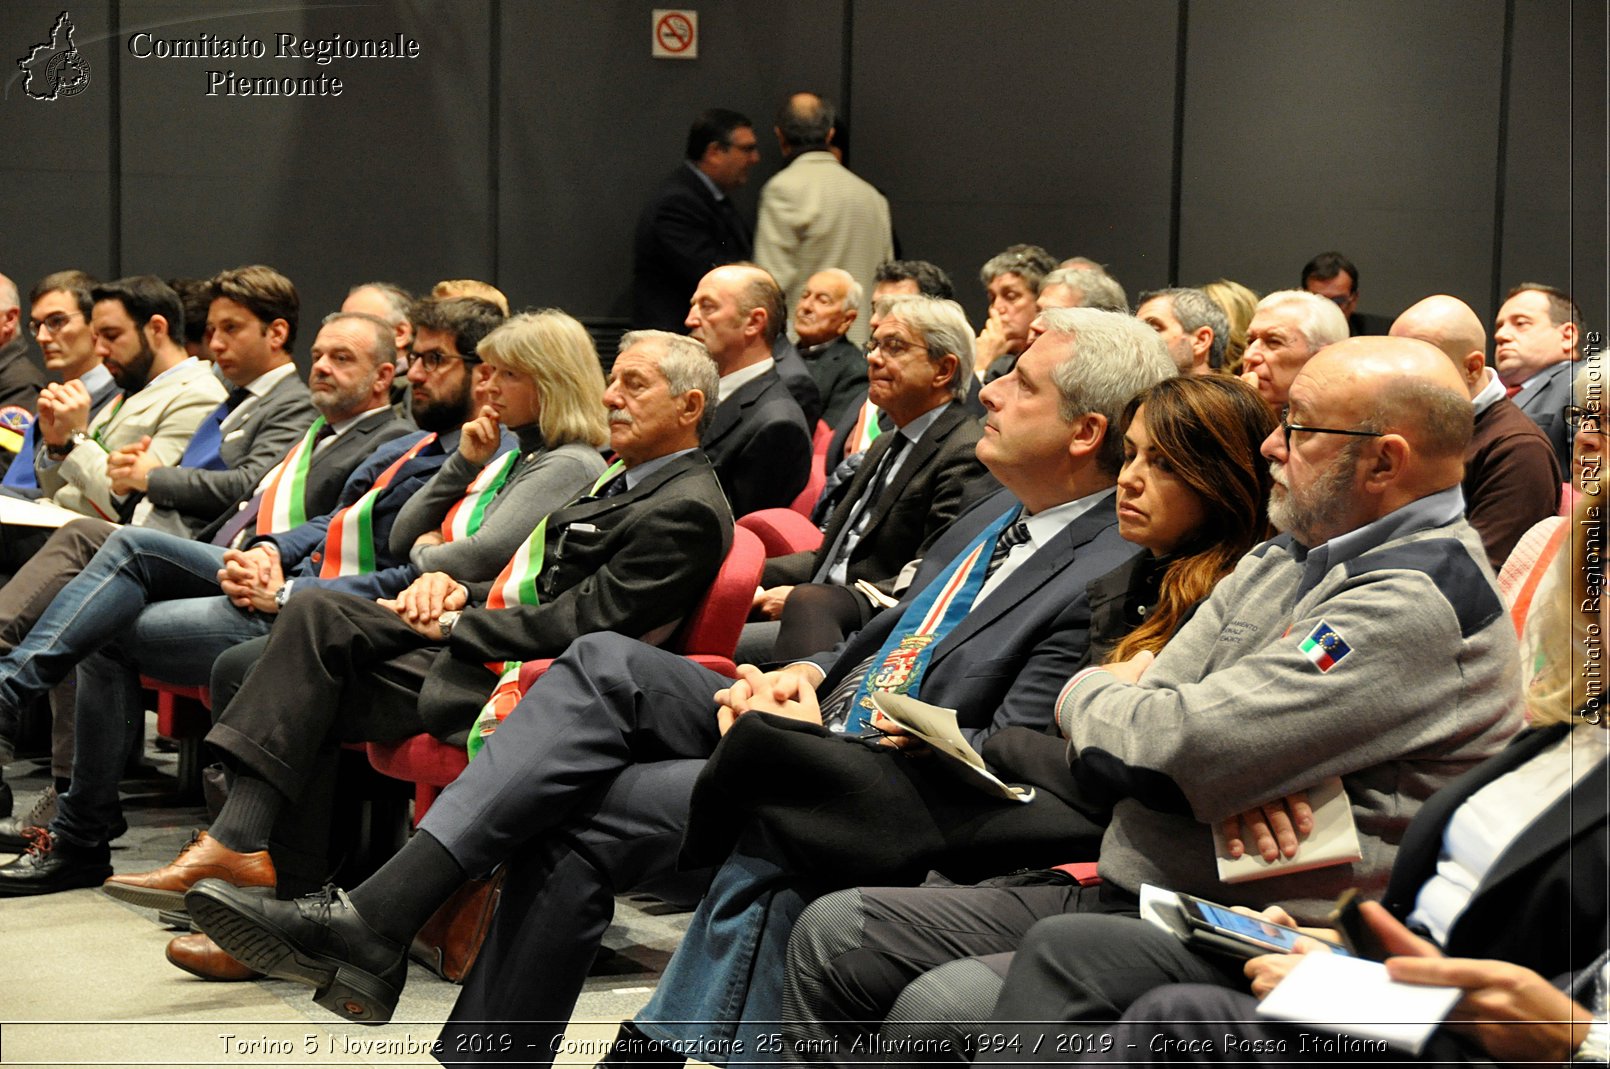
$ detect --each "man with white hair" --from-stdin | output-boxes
[1036,266,1129,315]
[1238,289,1350,414]
[1392,294,1560,567]
[791,268,868,427]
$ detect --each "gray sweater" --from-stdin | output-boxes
[1056,488,1523,922]
[390,426,606,582]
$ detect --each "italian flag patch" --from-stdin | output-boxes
[1299,620,1352,672]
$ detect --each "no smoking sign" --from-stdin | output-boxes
[652,9,698,59]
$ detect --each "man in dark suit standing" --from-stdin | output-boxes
[688,263,812,516]
[181,309,1173,1063]
[632,108,761,332]
[1495,282,1581,473]
[744,293,989,662]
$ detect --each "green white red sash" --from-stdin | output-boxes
[845,398,882,457]
[466,459,625,758]
[255,417,326,536]
[441,450,520,543]
[315,433,436,578]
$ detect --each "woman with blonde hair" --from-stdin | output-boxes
[388,307,609,592]
[1201,278,1260,374]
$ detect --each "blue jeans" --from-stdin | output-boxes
[0,525,266,846]
[635,848,813,1068]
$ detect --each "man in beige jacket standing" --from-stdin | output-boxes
[754,92,892,347]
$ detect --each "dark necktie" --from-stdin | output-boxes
[985,512,1032,578]
[179,387,251,471]
[815,434,909,582]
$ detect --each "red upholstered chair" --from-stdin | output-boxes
[737,508,824,558]
[366,526,766,822]
[140,677,212,801]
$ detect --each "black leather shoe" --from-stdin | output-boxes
[595,1021,688,1069]
[186,879,406,1023]
[0,828,111,896]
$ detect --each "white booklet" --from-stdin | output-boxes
[1211,776,1362,883]
[0,494,90,528]
[1257,952,1460,1053]
[869,692,1035,803]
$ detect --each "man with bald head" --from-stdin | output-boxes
[1392,295,1559,567]
[685,262,812,515]
[782,336,1522,1060]
[0,271,47,416]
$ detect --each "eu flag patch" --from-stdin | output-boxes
[1299,621,1352,672]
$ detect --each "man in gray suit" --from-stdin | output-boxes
[1495,282,1581,473]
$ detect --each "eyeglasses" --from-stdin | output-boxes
[28,311,83,335]
[407,349,480,372]
[863,337,931,360]
[1565,405,1603,433]
[1278,408,1385,451]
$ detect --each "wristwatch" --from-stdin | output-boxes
[274,581,293,609]
[437,610,461,640]
[47,430,90,461]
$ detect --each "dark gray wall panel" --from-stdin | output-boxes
[849,0,1179,320]
[1,2,117,295]
[1179,0,1506,325]
[497,0,845,318]
[1504,0,1607,332]
[114,0,495,344]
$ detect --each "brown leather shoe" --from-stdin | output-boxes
[166,932,262,981]
[102,831,275,911]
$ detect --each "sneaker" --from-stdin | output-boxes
[0,785,57,852]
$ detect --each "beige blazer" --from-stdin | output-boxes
[38,357,228,522]
[754,151,893,345]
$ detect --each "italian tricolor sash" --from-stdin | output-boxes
[845,398,882,457]
[441,450,520,543]
[315,433,436,578]
[255,417,326,536]
[465,460,625,759]
[839,506,1017,733]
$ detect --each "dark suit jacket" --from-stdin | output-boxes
[192,406,414,544]
[1381,723,1607,986]
[144,368,319,535]
[680,489,1142,877]
[764,403,988,588]
[770,336,824,427]
[418,450,735,738]
[632,165,753,332]
[797,335,867,430]
[1513,359,1575,474]
[0,335,47,411]
[1465,396,1561,568]
[701,368,812,518]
